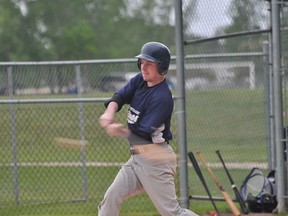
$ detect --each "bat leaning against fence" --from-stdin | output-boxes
[196,149,241,216]
[188,151,221,216]
[215,150,249,215]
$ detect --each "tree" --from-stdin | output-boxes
[0,0,178,61]
[0,0,46,60]
[223,0,269,52]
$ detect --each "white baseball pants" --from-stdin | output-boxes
[98,144,199,216]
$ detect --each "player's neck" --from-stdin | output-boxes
[147,77,165,87]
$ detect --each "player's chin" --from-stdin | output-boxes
[141,73,149,80]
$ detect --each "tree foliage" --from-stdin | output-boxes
[0,0,273,61]
[0,0,176,61]
[0,0,44,60]
[223,0,269,52]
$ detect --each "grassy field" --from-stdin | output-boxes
[185,89,267,160]
[0,88,271,215]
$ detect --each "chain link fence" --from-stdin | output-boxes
[1,0,287,215]
[182,0,288,211]
[0,59,179,215]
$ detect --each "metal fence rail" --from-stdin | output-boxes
[1,0,288,214]
[0,50,270,214]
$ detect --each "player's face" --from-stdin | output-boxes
[140,59,163,86]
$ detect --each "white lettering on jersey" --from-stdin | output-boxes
[127,106,140,124]
[129,106,140,115]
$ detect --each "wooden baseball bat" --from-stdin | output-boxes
[216,150,249,214]
[54,137,89,149]
[196,150,241,216]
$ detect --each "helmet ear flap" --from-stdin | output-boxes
[158,63,168,75]
[137,59,141,70]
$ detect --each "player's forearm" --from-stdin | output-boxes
[99,101,130,137]
[105,101,119,114]
[99,101,118,128]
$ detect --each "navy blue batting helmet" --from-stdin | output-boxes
[136,42,171,75]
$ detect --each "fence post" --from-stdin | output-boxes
[263,40,276,170]
[271,0,286,212]
[174,0,190,209]
[76,64,88,200]
[8,66,20,205]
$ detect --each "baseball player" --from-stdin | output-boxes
[98,42,198,216]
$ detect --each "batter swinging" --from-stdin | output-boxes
[98,42,199,216]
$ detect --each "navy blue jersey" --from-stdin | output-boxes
[118,73,173,143]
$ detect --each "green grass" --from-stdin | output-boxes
[185,89,267,162]
[0,88,272,215]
